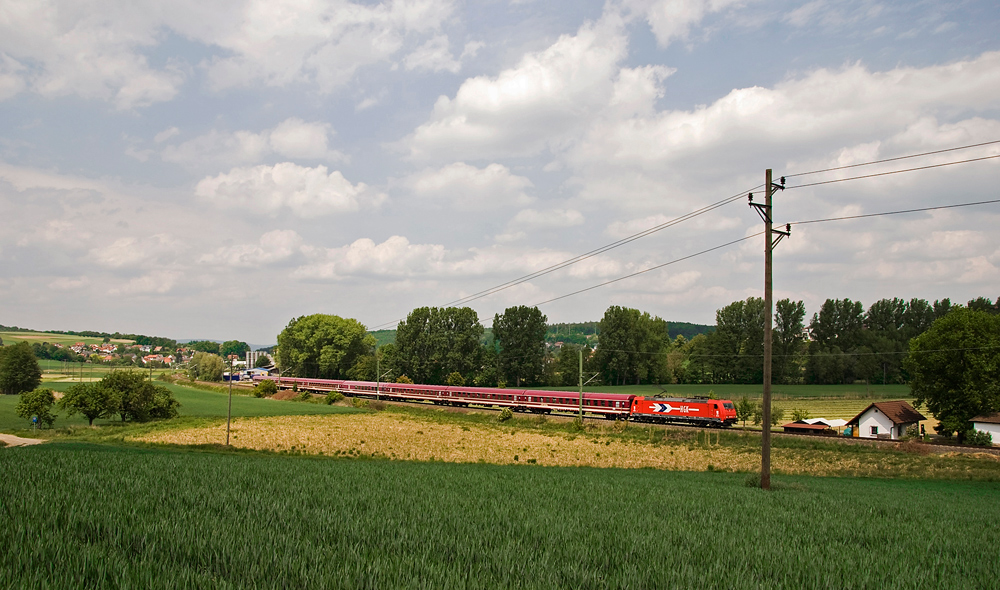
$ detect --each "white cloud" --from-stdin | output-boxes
[403,12,628,160]
[154,127,180,143]
[200,0,457,92]
[623,0,746,47]
[107,270,183,296]
[195,163,385,218]
[0,1,183,109]
[293,235,448,280]
[405,162,533,210]
[200,229,305,267]
[160,118,343,170]
[404,35,461,73]
[510,208,584,228]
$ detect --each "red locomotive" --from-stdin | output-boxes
[252,375,736,427]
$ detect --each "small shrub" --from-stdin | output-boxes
[295,390,312,402]
[352,397,370,409]
[966,429,993,447]
[497,407,513,423]
[445,372,465,387]
[325,391,345,405]
[370,400,386,412]
[395,375,414,384]
[571,417,584,432]
[254,380,278,398]
[291,383,298,392]
[791,408,811,421]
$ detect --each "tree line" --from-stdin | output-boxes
[272,295,998,391]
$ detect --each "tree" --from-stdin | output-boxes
[904,308,1000,442]
[0,341,43,395]
[189,352,225,382]
[254,354,272,368]
[220,340,250,359]
[394,307,484,385]
[101,370,180,422]
[446,372,466,386]
[773,299,806,384]
[735,396,754,427]
[708,298,765,383]
[806,298,865,384]
[59,382,114,426]
[595,306,671,385]
[493,306,547,386]
[15,387,56,428]
[276,314,375,379]
[186,340,221,354]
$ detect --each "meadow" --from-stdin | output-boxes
[0,330,133,346]
[0,380,356,432]
[2,442,998,589]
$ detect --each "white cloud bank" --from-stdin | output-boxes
[195,163,385,218]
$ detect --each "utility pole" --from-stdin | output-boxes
[226,355,234,446]
[375,344,380,400]
[750,169,788,490]
[578,348,583,422]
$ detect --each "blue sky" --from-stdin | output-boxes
[1,0,998,344]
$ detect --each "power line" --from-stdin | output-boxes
[785,154,1000,190]
[370,184,762,330]
[789,198,1000,226]
[785,139,1000,178]
[532,233,763,307]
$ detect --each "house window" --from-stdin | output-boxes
[870,426,878,436]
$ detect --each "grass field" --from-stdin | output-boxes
[1,442,998,589]
[0,381,358,432]
[39,359,174,382]
[0,330,133,346]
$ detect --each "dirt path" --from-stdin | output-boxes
[0,433,45,447]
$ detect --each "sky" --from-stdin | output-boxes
[1,0,998,346]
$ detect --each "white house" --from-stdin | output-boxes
[971,413,1000,446]
[847,401,925,440]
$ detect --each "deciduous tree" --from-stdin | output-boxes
[276,314,375,379]
[394,307,483,385]
[905,308,1000,442]
[59,382,114,425]
[15,387,56,428]
[0,341,42,395]
[493,306,547,387]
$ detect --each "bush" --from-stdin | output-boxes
[295,391,312,402]
[325,391,345,405]
[497,407,513,423]
[446,372,466,387]
[370,400,386,412]
[395,375,414,384]
[791,408,811,421]
[966,429,994,447]
[254,380,278,398]
[16,387,56,428]
[352,397,370,409]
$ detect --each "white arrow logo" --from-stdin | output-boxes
[653,403,673,413]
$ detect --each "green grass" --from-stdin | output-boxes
[0,381,357,432]
[1,442,997,589]
[39,359,173,381]
[534,383,911,399]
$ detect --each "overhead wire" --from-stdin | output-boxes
[370,139,1000,329]
[784,139,1000,178]
[369,183,763,329]
[784,154,1000,190]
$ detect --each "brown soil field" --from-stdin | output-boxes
[133,412,1000,478]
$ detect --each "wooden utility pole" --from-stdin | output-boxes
[376,344,380,400]
[750,169,788,491]
[761,169,774,490]
[578,348,583,422]
[226,355,234,446]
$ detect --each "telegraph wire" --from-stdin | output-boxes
[532,233,764,307]
[369,183,763,330]
[784,154,1000,190]
[785,139,1000,178]
[788,198,1000,226]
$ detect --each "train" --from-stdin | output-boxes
[252,375,738,427]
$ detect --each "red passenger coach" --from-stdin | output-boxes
[630,396,737,427]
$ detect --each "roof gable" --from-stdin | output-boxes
[972,412,1000,425]
[849,400,926,425]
